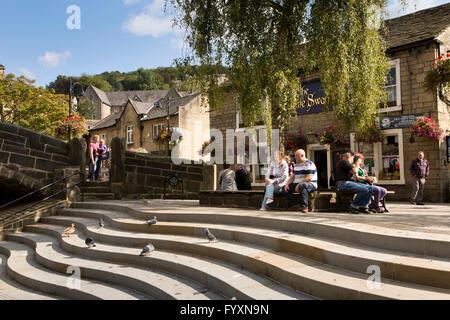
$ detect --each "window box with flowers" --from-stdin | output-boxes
[425,52,450,106]
[284,129,308,155]
[55,116,86,139]
[409,117,444,143]
[319,125,350,149]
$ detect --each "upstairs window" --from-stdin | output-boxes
[127,126,133,144]
[380,59,401,112]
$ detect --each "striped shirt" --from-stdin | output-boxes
[409,158,429,178]
[293,160,318,189]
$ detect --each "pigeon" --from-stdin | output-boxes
[147,216,157,226]
[99,218,105,229]
[85,237,96,248]
[142,199,153,205]
[62,224,75,238]
[205,228,218,243]
[58,203,65,209]
[139,243,155,256]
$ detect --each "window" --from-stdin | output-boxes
[354,129,405,184]
[127,126,133,144]
[153,124,164,139]
[380,59,401,113]
[100,134,106,142]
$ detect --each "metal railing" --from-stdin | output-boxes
[0,171,84,224]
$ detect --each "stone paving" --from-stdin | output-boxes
[110,199,450,238]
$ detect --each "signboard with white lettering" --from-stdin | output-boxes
[297,81,329,116]
[380,114,424,129]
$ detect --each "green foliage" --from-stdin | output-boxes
[75,100,96,119]
[0,73,68,136]
[169,0,403,138]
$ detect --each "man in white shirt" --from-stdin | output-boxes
[283,149,318,213]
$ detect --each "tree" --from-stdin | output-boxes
[0,73,68,136]
[169,0,404,139]
[75,100,96,119]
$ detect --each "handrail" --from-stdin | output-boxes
[0,171,82,210]
[0,171,84,224]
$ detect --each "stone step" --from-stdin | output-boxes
[6,231,221,300]
[23,224,309,300]
[83,193,116,201]
[38,215,450,299]
[70,201,450,259]
[83,181,110,188]
[56,207,450,291]
[0,241,152,300]
[0,254,63,300]
[82,187,113,194]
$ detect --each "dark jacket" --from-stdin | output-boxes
[235,168,252,190]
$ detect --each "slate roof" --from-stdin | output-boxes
[88,110,123,131]
[91,86,111,106]
[104,90,168,107]
[129,100,154,115]
[142,94,199,121]
[384,3,450,49]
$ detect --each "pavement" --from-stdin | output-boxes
[110,200,450,238]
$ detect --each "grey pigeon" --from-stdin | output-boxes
[142,199,153,205]
[99,218,105,229]
[139,243,155,256]
[85,237,96,248]
[205,228,217,243]
[147,216,157,226]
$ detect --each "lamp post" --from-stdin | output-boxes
[68,78,85,141]
[167,96,171,159]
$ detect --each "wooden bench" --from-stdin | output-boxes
[336,188,395,212]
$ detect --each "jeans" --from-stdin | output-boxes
[370,185,387,209]
[337,181,373,208]
[283,182,317,209]
[87,156,100,181]
[262,184,283,208]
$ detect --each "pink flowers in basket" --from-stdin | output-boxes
[410,117,444,141]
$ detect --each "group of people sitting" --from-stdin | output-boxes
[218,148,387,214]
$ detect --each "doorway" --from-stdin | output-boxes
[314,150,328,189]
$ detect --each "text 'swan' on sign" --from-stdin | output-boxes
[297,81,329,116]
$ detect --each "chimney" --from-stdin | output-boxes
[0,65,4,79]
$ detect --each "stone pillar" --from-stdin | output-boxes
[110,137,125,183]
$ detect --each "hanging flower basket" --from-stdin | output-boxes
[55,116,86,139]
[355,124,385,144]
[153,127,182,145]
[200,137,216,157]
[284,129,308,154]
[425,53,450,94]
[410,117,444,142]
[319,125,349,148]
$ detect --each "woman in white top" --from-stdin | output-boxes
[260,151,289,210]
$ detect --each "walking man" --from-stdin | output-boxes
[409,151,429,205]
[283,149,318,213]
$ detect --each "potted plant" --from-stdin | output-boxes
[410,117,444,142]
[55,115,86,139]
[425,53,450,93]
[319,125,350,148]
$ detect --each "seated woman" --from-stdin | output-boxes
[353,153,387,213]
[218,163,238,191]
[260,151,289,211]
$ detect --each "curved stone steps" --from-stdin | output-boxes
[58,207,450,290]
[5,232,220,300]
[22,224,311,300]
[0,241,151,300]
[68,203,450,259]
[0,254,63,300]
[37,215,450,299]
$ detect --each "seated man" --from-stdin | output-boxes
[260,151,289,211]
[335,149,373,214]
[283,149,318,213]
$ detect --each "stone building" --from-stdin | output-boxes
[208,3,450,202]
[0,64,5,78]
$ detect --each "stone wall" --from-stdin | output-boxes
[109,137,208,199]
[0,122,70,193]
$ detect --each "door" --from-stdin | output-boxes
[314,150,328,189]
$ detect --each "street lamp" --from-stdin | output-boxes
[167,95,171,159]
[68,78,85,141]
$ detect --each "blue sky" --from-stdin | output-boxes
[1,0,449,88]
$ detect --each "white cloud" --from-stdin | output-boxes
[18,67,35,80]
[123,0,182,37]
[38,51,72,69]
[123,0,142,6]
[387,0,439,18]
